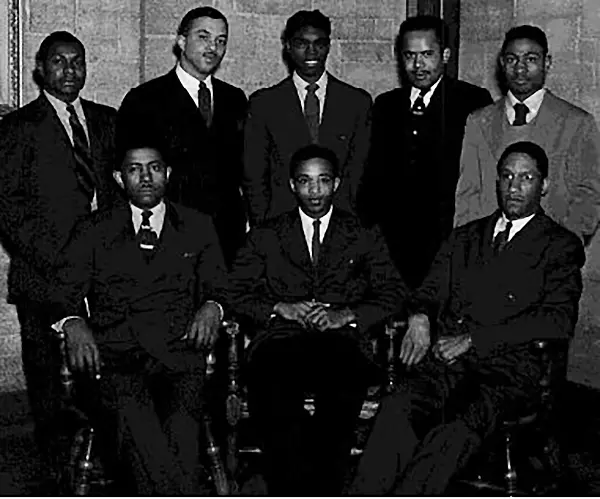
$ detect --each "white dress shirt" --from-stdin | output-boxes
[299,206,333,259]
[131,200,166,236]
[292,70,328,122]
[176,63,214,110]
[505,88,546,125]
[409,75,443,109]
[493,212,536,242]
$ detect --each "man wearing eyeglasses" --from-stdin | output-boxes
[455,25,600,244]
[243,9,372,227]
[117,7,247,267]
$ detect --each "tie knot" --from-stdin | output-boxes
[313,218,321,229]
[141,210,153,225]
[66,104,76,116]
[199,80,207,90]
[306,83,319,94]
[514,103,529,113]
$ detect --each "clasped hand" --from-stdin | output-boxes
[274,301,354,331]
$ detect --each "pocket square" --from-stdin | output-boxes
[182,252,197,258]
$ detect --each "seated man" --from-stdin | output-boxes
[229,144,406,495]
[349,141,585,495]
[49,144,228,495]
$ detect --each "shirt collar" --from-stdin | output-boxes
[44,90,85,119]
[292,70,328,95]
[410,75,443,107]
[130,200,167,235]
[176,63,213,95]
[298,204,333,231]
[506,88,546,115]
[495,211,536,236]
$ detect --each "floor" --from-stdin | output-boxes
[2,382,600,496]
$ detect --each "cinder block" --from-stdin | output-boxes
[28,0,76,34]
[332,17,395,42]
[579,90,600,126]
[461,0,513,43]
[579,38,599,65]
[341,61,397,98]
[85,61,139,108]
[143,35,178,82]
[144,0,206,36]
[515,0,583,20]
[340,41,394,63]
[582,0,600,38]
[236,0,311,16]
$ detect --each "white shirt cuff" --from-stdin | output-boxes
[51,315,85,332]
[205,300,224,322]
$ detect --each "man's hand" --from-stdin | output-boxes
[63,318,100,375]
[304,305,355,332]
[433,334,472,363]
[400,313,431,366]
[185,301,222,350]
[273,301,317,327]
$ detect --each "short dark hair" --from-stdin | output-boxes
[283,10,331,42]
[115,143,168,172]
[36,31,85,66]
[497,141,549,179]
[501,25,549,55]
[289,144,340,178]
[173,7,228,58]
[397,15,449,51]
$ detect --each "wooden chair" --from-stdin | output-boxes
[457,339,569,496]
[51,322,235,496]
[222,318,407,488]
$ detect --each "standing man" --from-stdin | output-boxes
[243,9,372,226]
[117,6,247,266]
[0,31,118,464]
[455,25,600,243]
[359,15,492,290]
[230,145,405,495]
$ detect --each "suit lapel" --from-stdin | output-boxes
[319,76,342,142]
[315,208,353,274]
[109,205,151,281]
[280,211,313,273]
[481,100,508,159]
[282,78,313,144]
[166,70,208,130]
[150,202,189,274]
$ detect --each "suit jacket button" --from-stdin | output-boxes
[507,292,516,302]
[412,130,418,135]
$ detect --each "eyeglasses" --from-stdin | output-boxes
[290,37,330,51]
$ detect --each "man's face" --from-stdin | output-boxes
[290,157,340,218]
[501,38,550,101]
[177,16,228,80]
[114,148,172,209]
[400,29,449,90]
[37,41,86,103]
[286,26,330,83]
[497,152,548,220]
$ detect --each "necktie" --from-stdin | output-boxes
[411,90,427,116]
[493,220,513,255]
[311,219,321,266]
[138,210,159,255]
[513,103,529,126]
[66,104,96,202]
[304,83,320,144]
[198,81,212,127]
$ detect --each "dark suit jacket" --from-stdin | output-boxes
[228,208,406,356]
[49,201,228,370]
[117,70,248,264]
[243,75,372,225]
[0,94,118,305]
[413,211,585,358]
[455,90,600,239]
[358,78,492,288]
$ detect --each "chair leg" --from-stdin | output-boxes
[203,414,231,496]
[504,430,517,496]
[74,427,95,496]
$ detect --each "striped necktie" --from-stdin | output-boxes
[67,104,96,202]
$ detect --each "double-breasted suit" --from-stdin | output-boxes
[243,75,372,225]
[50,200,228,494]
[117,70,248,265]
[229,207,405,495]
[358,77,492,288]
[352,210,584,495]
[0,93,118,456]
[455,90,600,240]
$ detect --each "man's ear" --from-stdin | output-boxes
[333,177,341,192]
[544,54,552,73]
[442,47,451,64]
[112,170,124,190]
[176,35,186,54]
[166,166,172,181]
[289,178,297,193]
[541,177,549,197]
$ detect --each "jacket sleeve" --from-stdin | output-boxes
[0,119,62,277]
[352,226,408,332]
[228,228,278,325]
[242,94,271,227]
[454,115,486,227]
[564,113,600,240]
[470,234,585,357]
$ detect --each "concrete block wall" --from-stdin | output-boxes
[459,0,600,388]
